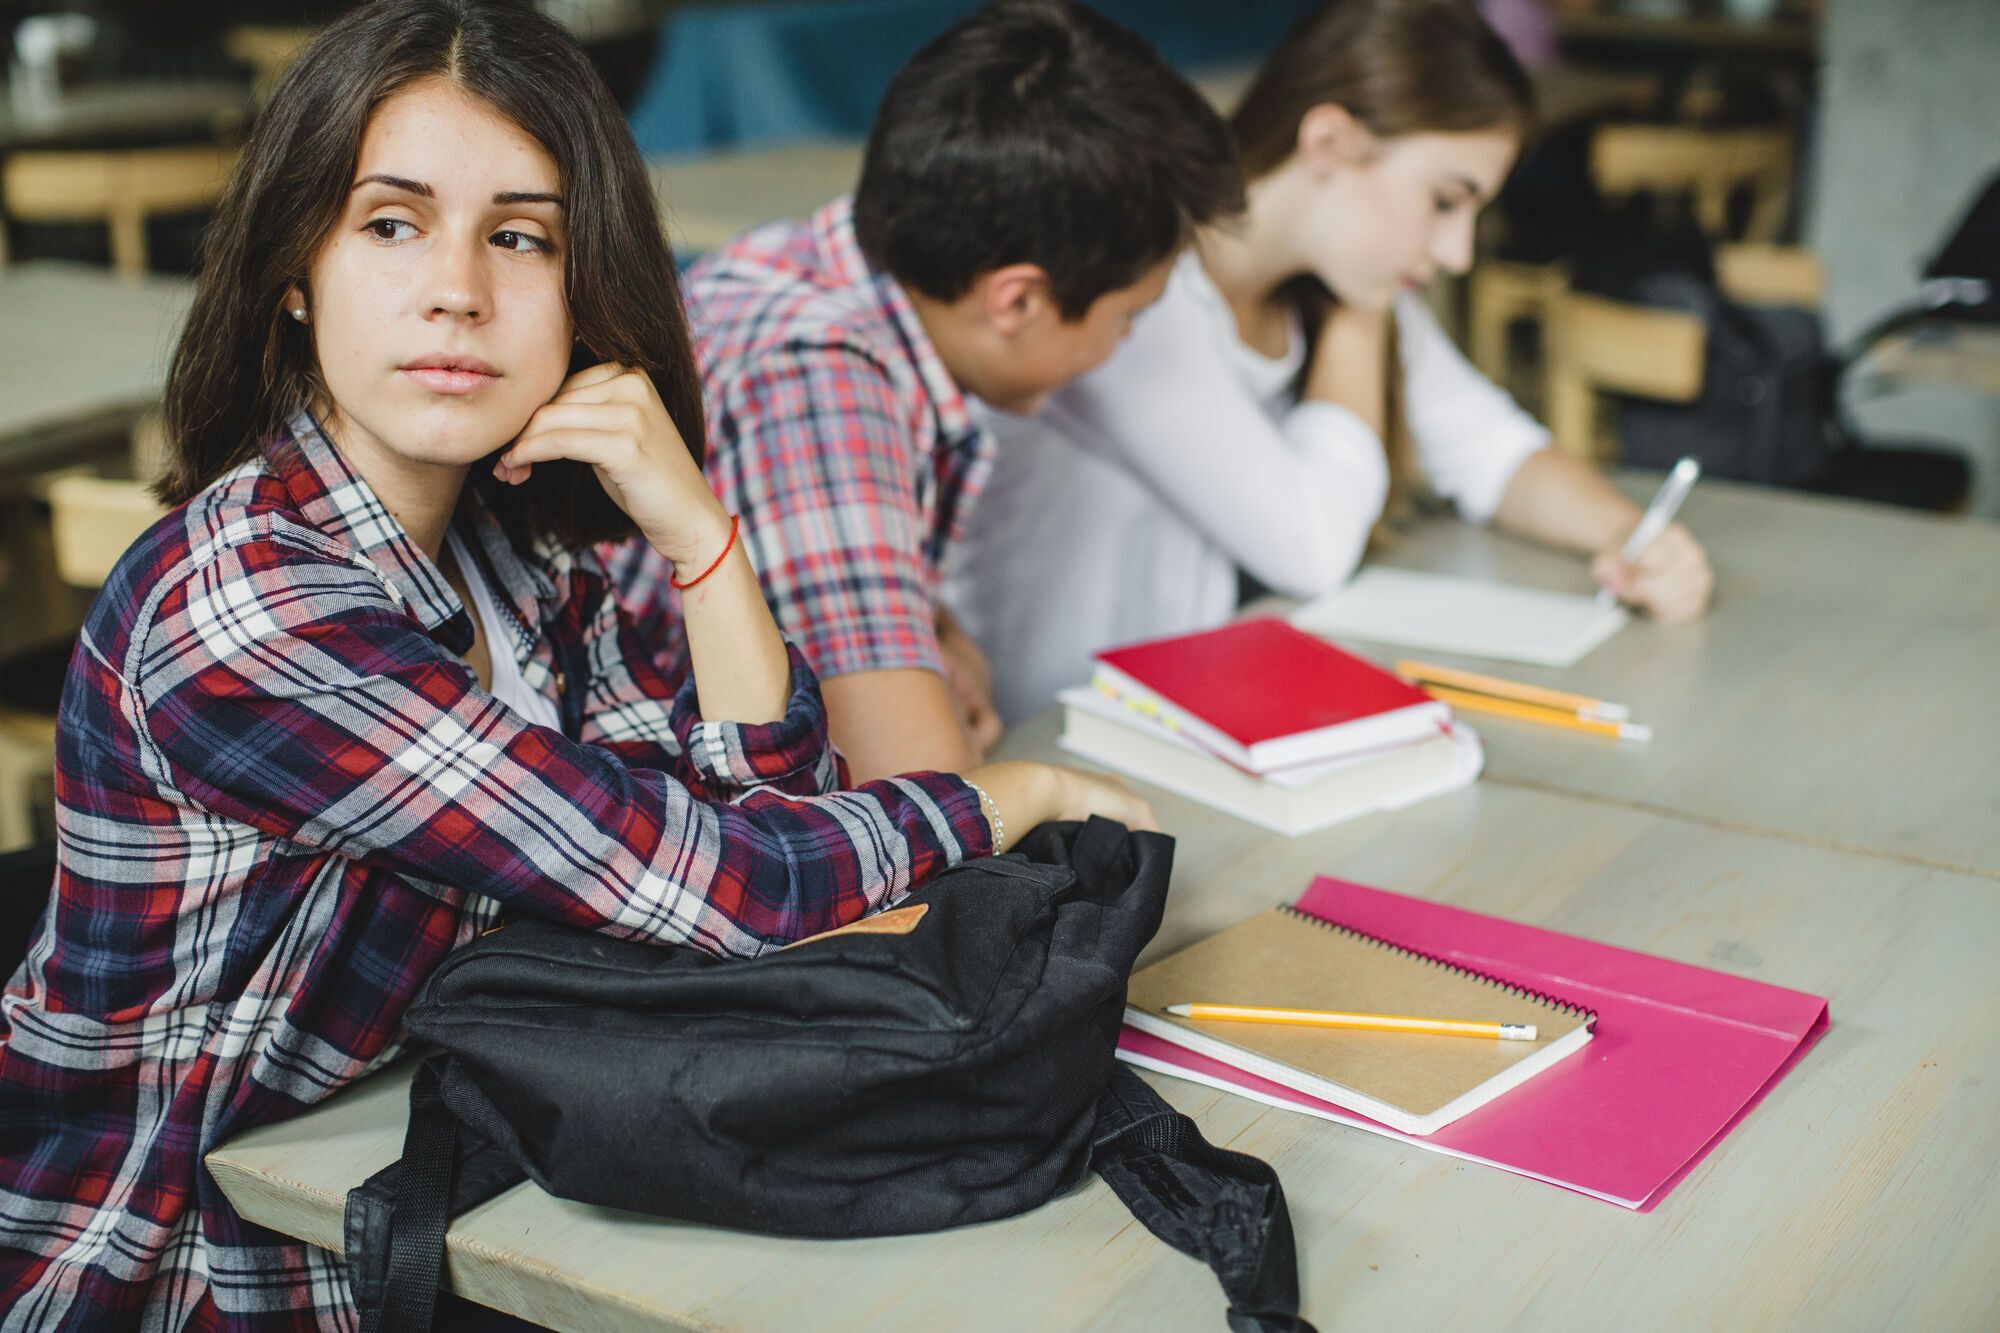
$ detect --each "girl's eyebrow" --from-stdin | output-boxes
[351,174,563,208]
[494,190,564,209]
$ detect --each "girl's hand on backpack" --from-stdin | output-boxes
[962,760,1160,853]
[1592,521,1713,623]
[495,362,729,572]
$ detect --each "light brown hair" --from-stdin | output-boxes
[1231,0,1533,539]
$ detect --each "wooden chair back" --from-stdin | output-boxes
[2,143,241,278]
[46,474,165,588]
[1543,242,1825,460]
[1590,125,1796,243]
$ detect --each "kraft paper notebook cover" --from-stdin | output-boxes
[1118,878,1830,1211]
[1289,567,1630,668]
[1123,906,1595,1135]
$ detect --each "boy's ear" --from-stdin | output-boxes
[1296,102,1375,177]
[975,263,1057,337]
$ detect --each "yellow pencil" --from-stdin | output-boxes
[1395,658,1630,722]
[1166,1003,1536,1041]
[1419,684,1652,742]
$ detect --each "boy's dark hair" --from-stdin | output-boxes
[159,0,703,549]
[853,0,1244,321]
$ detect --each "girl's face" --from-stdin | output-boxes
[1291,118,1519,311]
[297,76,572,487]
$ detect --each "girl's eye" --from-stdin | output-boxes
[492,230,552,254]
[365,217,417,242]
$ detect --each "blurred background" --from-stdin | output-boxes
[0,0,1995,849]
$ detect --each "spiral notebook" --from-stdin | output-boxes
[1123,905,1595,1135]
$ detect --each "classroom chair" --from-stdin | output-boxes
[0,841,56,979]
[1544,242,1822,460]
[1468,123,1797,405]
[0,473,165,850]
[223,25,318,109]
[0,143,241,279]
[1543,246,1970,510]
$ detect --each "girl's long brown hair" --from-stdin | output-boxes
[1230,0,1533,538]
[159,0,704,550]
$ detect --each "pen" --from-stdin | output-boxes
[1166,1003,1537,1041]
[1395,659,1631,723]
[1597,455,1701,609]
[1420,684,1652,742]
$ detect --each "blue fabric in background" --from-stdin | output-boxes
[628,0,1323,157]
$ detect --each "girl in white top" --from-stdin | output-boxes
[947,0,1714,724]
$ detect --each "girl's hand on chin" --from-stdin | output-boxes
[495,362,730,568]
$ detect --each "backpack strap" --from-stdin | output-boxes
[1092,1064,1317,1333]
[346,1057,525,1333]
[351,1062,1316,1332]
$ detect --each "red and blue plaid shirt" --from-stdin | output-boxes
[0,413,988,1330]
[611,196,995,682]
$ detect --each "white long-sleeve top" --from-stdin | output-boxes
[947,251,1549,724]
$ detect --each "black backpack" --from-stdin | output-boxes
[346,819,1315,1332]
[1571,232,1971,511]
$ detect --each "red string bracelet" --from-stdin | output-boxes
[670,513,740,590]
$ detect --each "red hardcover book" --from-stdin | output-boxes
[1090,617,1449,774]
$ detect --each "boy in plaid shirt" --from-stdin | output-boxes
[615,1,1244,782]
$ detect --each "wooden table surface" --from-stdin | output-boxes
[1317,477,2000,881]
[207,769,2000,1331]
[0,79,248,151]
[207,479,2000,1330]
[642,60,1664,258]
[0,261,193,478]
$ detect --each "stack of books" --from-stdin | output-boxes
[1056,617,1482,836]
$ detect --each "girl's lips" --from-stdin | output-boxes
[402,366,499,395]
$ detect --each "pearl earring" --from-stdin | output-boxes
[290,307,307,322]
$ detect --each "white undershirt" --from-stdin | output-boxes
[447,529,562,731]
[945,250,1550,724]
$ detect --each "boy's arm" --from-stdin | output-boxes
[706,345,985,778]
[823,668,979,782]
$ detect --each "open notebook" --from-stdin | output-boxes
[1289,567,1630,668]
[1124,906,1594,1136]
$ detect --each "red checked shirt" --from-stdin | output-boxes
[0,413,989,1331]
[609,196,995,682]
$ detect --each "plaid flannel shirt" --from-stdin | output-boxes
[0,413,988,1331]
[609,196,995,682]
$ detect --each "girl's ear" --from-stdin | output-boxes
[283,283,309,324]
[1296,103,1375,179]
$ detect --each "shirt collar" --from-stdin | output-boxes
[267,411,566,650]
[814,196,979,451]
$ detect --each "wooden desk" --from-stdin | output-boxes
[205,481,2000,1329]
[0,262,192,479]
[0,80,248,151]
[650,143,862,255]
[207,772,2000,1330]
[1867,322,2000,397]
[1323,477,2000,879]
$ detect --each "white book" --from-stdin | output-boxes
[1056,688,1482,837]
[1289,567,1631,668]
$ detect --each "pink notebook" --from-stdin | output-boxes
[1118,877,1829,1211]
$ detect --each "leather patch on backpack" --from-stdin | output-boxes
[779,903,929,950]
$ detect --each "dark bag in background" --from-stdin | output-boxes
[1570,231,1840,489]
[346,819,1315,1332]
[1570,233,1971,510]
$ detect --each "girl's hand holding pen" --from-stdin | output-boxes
[1591,521,1713,624]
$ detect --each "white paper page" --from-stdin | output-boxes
[1289,567,1631,668]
